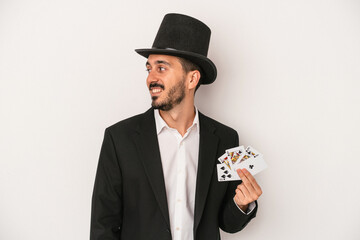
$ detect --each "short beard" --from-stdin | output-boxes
[151,77,186,111]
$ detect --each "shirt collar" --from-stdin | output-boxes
[154,108,199,135]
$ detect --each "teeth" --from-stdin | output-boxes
[152,89,162,93]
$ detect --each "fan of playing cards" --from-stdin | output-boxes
[217,146,267,182]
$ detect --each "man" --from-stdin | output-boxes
[90,13,262,240]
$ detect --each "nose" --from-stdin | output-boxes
[146,70,158,86]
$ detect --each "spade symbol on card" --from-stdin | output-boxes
[249,165,254,169]
[221,166,225,170]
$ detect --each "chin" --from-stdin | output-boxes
[152,101,171,111]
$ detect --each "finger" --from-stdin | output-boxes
[241,168,263,196]
[236,169,256,193]
[237,169,262,200]
[235,185,253,206]
[236,168,248,181]
[238,183,259,203]
[238,184,251,200]
[235,189,245,205]
[234,188,246,205]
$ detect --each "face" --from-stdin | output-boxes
[146,54,187,111]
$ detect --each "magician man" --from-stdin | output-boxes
[90,13,262,240]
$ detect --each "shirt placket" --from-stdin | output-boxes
[173,135,186,240]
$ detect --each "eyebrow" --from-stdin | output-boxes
[146,60,172,67]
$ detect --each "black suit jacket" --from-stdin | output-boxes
[90,108,257,240]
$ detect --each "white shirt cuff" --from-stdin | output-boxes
[233,199,256,215]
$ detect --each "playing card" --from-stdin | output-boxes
[232,151,254,169]
[218,153,232,170]
[233,155,267,177]
[217,163,240,181]
[218,153,228,163]
[245,146,263,158]
[225,146,245,167]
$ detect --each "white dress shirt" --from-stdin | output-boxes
[154,109,255,240]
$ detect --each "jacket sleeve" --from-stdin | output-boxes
[218,131,258,233]
[90,129,123,239]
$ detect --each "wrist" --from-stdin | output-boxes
[234,197,249,212]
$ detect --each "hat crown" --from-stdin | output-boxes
[152,13,211,57]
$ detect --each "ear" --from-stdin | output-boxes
[187,70,201,91]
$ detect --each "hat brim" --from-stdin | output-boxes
[135,48,217,85]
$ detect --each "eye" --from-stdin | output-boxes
[146,68,151,73]
[158,66,165,71]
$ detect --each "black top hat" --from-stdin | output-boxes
[135,13,217,85]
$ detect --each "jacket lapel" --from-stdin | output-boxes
[132,108,170,228]
[131,109,219,231]
[194,112,219,231]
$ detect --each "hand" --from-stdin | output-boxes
[233,168,262,212]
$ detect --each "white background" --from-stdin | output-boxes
[1,0,360,239]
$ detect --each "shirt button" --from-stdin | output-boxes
[177,199,181,202]
[176,227,180,231]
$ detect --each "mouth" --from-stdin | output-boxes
[149,83,164,96]
[151,88,163,94]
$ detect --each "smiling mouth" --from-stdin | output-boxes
[149,83,164,94]
[151,88,163,94]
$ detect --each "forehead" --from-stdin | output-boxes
[146,54,181,66]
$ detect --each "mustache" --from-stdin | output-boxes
[149,83,165,90]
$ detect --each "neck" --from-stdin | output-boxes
[159,98,196,136]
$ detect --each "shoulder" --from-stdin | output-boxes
[105,108,153,136]
[199,111,238,138]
